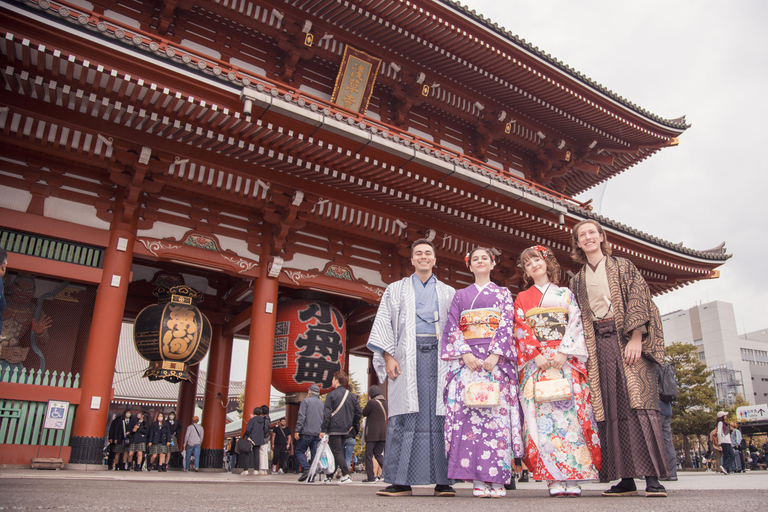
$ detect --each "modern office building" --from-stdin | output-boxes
[661,301,768,406]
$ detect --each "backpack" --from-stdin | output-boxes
[658,362,679,403]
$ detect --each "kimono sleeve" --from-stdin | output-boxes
[619,259,654,338]
[488,288,517,362]
[440,293,473,360]
[558,290,588,362]
[513,296,541,368]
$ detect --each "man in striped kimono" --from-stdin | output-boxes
[367,238,456,497]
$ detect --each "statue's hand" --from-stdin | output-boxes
[32,313,53,335]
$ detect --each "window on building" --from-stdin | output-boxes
[741,347,768,366]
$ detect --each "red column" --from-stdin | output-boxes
[242,244,279,428]
[201,324,233,467]
[175,364,199,452]
[69,204,136,464]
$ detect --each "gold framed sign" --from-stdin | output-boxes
[331,46,382,114]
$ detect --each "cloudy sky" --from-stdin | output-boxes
[456,0,767,335]
[225,0,768,388]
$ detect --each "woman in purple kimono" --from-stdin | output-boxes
[441,247,523,498]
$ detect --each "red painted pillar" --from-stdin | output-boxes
[173,364,199,467]
[200,324,233,469]
[242,243,279,430]
[69,202,137,464]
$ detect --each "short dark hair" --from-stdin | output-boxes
[334,370,349,388]
[0,247,7,263]
[252,407,260,415]
[410,238,435,256]
[260,405,269,415]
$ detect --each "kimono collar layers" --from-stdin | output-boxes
[569,256,665,422]
[367,274,456,417]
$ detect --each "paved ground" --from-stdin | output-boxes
[0,469,766,511]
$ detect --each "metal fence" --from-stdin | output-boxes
[0,366,79,446]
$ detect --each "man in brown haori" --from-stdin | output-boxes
[569,219,668,498]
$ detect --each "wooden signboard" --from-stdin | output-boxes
[331,46,382,115]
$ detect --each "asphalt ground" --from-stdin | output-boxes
[0,468,766,511]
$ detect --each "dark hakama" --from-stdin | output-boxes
[382,335,452,486]
[594,320,668,482]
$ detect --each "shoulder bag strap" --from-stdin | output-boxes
[375,399,388,425]
[331,389,350,418]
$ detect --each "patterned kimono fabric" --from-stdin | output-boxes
[441,283,523,484]
[571,257,668,482]
[514,284,601,483]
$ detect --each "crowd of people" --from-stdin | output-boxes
[96,220,766,499]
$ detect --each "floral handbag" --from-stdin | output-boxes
[464,370,501,408]
[533,368,572,403]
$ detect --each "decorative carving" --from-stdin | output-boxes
[362,285,385,301]
[221,255,258,274]
[324,264,353,280]
[53,287,81,303]
[183,233,220,252]
[284,269,317,285]
[268,256,285,278]
[140,239,181,257]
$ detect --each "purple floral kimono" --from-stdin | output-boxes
[440,283,523,483]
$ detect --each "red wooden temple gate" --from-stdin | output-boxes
[0,0,728,466]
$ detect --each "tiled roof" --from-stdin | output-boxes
[113,323,245,402]
[439,0,690,130]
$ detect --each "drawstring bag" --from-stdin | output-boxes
[464,369,500,408]
[533,367,572,403]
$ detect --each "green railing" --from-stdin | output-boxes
[0,228,104,268]
[0,366,80,447]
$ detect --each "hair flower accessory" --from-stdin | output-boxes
[532,245,547,256]
[464,253,470,268]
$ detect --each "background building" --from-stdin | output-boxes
[661,301,768,406]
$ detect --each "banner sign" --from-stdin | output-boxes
[331,46,382,115]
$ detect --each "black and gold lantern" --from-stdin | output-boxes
[133,284,211,382]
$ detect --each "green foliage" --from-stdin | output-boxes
[667,342,718,435]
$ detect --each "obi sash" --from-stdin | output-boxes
[524,306,568,348]
[459,308,501,340]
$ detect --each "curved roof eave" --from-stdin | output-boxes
[435,0,692,132]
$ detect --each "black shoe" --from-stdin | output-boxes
[518,470,529,483]
[361,478,376,482]
[434,485,456,497]
[601,479,638,497]
[377,485,413,496]
[298,472,309,482]
[307,475,316,483]
[645,485,667,498]
[659,476,677,481]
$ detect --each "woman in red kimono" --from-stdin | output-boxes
[514,245,601,497]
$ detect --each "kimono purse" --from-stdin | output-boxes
[464,370,500,408]
[533,368,572,403]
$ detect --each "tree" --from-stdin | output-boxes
[667,342,718,468]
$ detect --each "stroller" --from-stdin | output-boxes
[306,436,335,483]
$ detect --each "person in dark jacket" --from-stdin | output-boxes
[148,411,170,471]
[362,385,388,482]
[242,407,269,475]
[108,409,135,470]
[166,411,182,455]
[127,410,149,471]
[320,371,362,484]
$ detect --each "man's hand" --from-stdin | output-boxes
[482,354,500,371]
[384,352,401,380]
[319,432,325,439]
[624,330,643,365]
[462,352,482,371]
[551,352,568,370]
[294,432,300,440]
[534,354,550,371]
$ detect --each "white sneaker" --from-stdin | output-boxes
[340,475,352,484]
[278,469,284,474]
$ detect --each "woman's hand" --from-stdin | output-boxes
[482,354,500,371]
[462,352,482,371]
[534,354,550,371]
[551,352,568,370]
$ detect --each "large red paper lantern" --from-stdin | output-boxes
[272,300,346,394]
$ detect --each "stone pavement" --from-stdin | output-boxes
[0,468,766,511]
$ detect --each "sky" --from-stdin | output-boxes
[458,0,768,333]
[223,0,768,387]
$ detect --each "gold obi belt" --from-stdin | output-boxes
[459,308,501,340]
[524,306,568,348]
